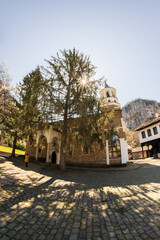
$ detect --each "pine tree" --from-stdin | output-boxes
[3,97,23,156]
[0,61,11,124]
[43,48,102,170]
[19,66,44,137]
[0,62,19,156]
[2,67,44,156]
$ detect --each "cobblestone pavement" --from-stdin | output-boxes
[0,156,160,240]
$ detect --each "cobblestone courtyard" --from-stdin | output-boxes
[0,156,160,240]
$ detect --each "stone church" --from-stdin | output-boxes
[26,83,128,166]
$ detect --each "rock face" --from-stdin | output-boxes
[122,98,160,130]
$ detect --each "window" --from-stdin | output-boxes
[69,150,72,156]
[52,137,58,147]
[106,92,110,97]
[141,131,146,139]
[100,143,104,151]
[153,127,158,135]
[29,136,33,145]
[109,135,121,159]
[147,129,152,137]
[83,147,89,154]
[109,119,114,124]
[68,148,72,156]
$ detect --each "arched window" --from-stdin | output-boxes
[52,137,59,153]
[109,135,121,159]
[52,137,58,147]
[106,92,110,97]
[38,135,47,162]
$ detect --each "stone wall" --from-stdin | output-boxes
[26,109,128,166]
[26,140,47,160]
[66,109,127,166]
[66,142,106,166]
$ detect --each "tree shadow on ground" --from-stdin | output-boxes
[0,156,160,239]
[1,155,160,189]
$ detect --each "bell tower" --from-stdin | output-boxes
[99,82,121,109]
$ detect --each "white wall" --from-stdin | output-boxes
[139,122,160,144]
[120,138,128,164]
[36,127,61,164]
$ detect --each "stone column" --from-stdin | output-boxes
[35,145,39,161]
[35,133,40,161]
[119,138,128,164]
[106,140,110,165]
[46,142,51,163]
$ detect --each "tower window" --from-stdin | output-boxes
[106,92,110,97]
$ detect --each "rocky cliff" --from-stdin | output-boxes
[122,98,160,130]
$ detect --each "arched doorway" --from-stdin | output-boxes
[51,137,59,164]
[108,135,121,164]
[52,151,56,164]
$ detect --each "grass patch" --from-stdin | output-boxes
[0,145,25,155]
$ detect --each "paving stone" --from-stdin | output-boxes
[32,233,39,240]
[1,236,10,240]
[69,234,78,240]
[72,228,79,234]
[55,233,63,239]
[64,229,71,236]
[22,235,31,240]
[0,228,8,235]
[0,156,160,240]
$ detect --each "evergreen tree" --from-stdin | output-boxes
[3,97,23,156]
[43,48,102,170]
[2,67,44,156]
[0,61,12,124]
[19,66,44,137]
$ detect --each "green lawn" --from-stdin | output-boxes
[0,145,25,155]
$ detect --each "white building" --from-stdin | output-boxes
[135,117,160,158]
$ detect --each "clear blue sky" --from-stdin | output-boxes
[1,0,160,106]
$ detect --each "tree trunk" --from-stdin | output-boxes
[11,131,17,157]
[60,123,67,171]
[60,82,71,171]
